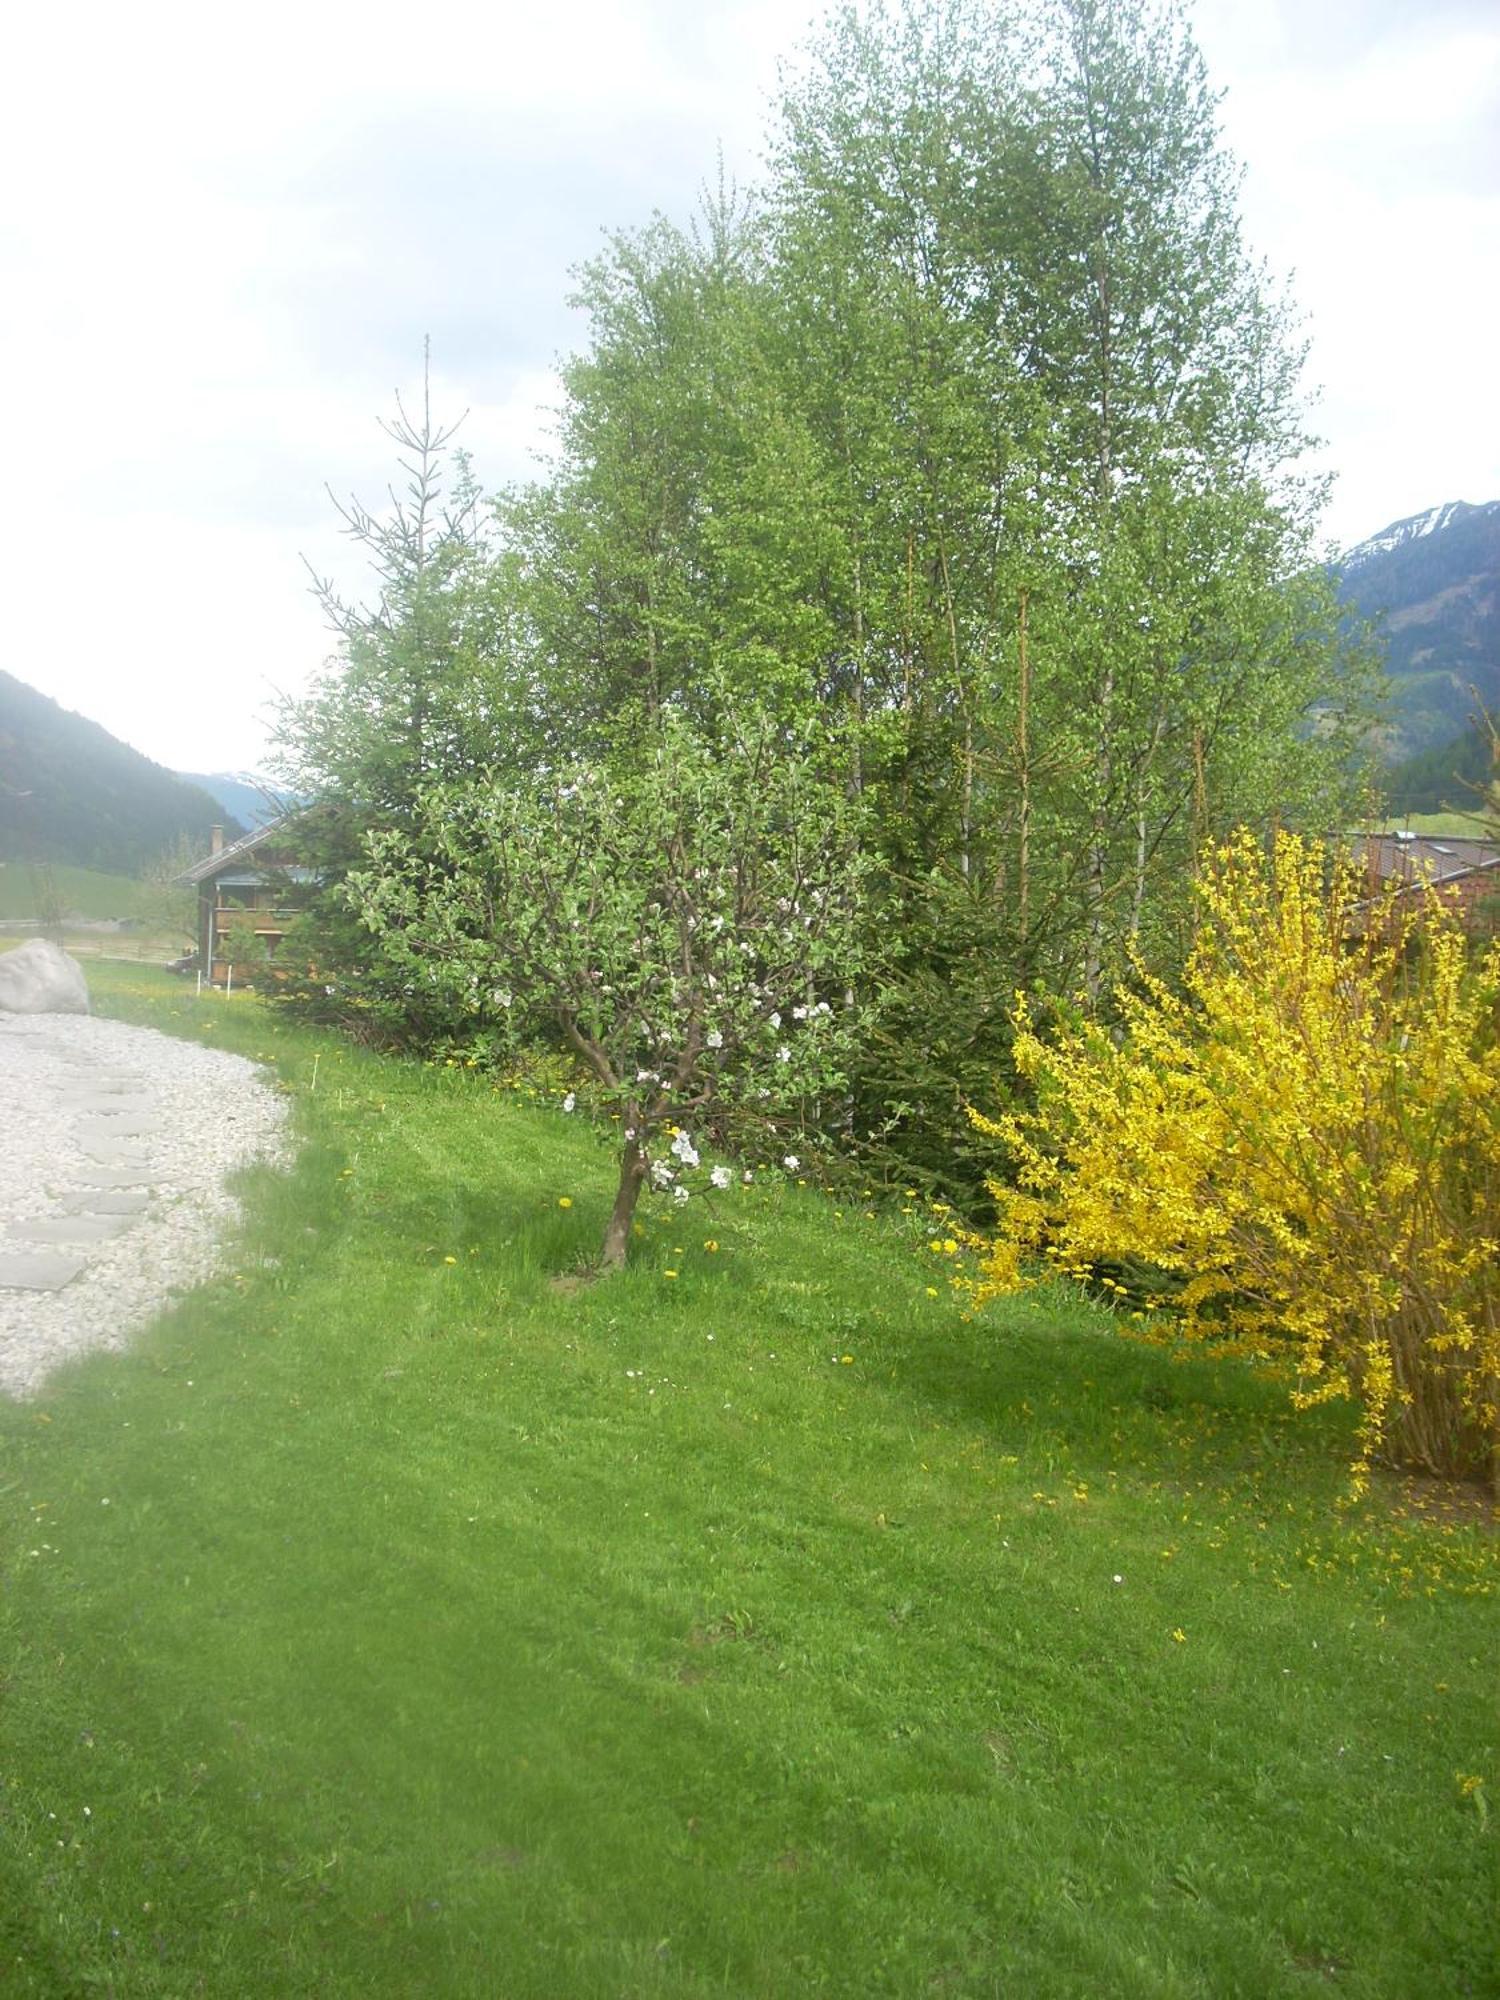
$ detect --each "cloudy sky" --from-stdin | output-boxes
[3,0,1496,775]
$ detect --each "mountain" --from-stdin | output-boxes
[1337,499,1500,765]
[179,770,299,830]
[0,672,242,873]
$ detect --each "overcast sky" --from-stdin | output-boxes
[3,0,1496,774]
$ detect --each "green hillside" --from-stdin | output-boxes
[0,671,240,872]
[0,860,146,921]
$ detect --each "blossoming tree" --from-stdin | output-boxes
[348,717,872,1270]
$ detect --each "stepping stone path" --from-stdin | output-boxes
[0,1008,290,1398]
[0,1049,162,1292]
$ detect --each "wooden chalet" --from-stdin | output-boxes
[180,818,317,985]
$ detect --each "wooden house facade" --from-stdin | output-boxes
[180,819,317,985]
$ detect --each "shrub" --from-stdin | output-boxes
[966,829,1500,1489]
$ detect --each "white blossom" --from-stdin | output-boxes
[768,1011,782,1030]
[776,1046,791,1063]
[492,988,513,1009]
[783,1154,800,1172]
[561,1093,576,1113]
[706,1029,723,1050]
[651,1160,676,1188]
[672,1185,691,1205]
[670,1131,701,1169]
[710,1166,733,1190]
[792,1005,807,1021]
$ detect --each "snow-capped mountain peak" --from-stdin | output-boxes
[1342,499,1497,571]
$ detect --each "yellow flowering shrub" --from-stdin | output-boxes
[967,830,1500,1489]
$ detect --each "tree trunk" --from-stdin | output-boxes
[599,1138,649,1273]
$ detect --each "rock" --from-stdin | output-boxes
[0,940,91,1016]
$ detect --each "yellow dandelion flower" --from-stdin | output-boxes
[557,1196,573,1209]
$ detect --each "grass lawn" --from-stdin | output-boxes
[2,967,1494,1998]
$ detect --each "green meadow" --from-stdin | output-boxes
[1,968,1493,1998]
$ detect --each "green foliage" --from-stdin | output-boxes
[278,0,1373,1190]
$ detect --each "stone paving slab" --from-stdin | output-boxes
[55,1166,157,1189]
[0,1250,88,1292]
[63,1189,150,1215]
[76,1115,159,1139]
[80,1138,153,1165]
[10,1214,133,1245]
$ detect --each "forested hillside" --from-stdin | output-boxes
[0,671,240,872]
[1338,498,1500,771]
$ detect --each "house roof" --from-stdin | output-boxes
[178,813,305,886]
[1355,832,1500,889]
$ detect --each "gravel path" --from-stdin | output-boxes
[0,1012,292,1397]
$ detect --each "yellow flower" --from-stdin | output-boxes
[840,1354,854,1365]
[703,1239,719,1253]
[925,1286,939,1298]
[443,1256,457,1265]
[557,1197,573,1209]
[1171,1629,1187,1644]
[664,1269,679,1280]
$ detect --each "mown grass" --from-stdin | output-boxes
[1,967,1494,1998]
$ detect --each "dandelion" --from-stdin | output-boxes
[704,1239,719,1253]
[1171,1629,1187,1643]
[925,1286,939,1298]
[557,1197,573,1210]
[840,1354,854,1365]
[444,1255,458,1265]
[664,1269,679,1280]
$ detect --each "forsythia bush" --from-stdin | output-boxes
[967,830,1500,1488]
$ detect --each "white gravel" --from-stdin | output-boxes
[0,1011,293,1397]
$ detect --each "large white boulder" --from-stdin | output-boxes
[0,939,91,1015]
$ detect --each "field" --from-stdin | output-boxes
[0,864,149,923]
[1372,811,1493,839]
[1,967,1493,1998]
